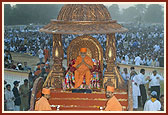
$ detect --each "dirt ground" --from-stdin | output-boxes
[11,52,53,70]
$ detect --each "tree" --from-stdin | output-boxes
[108,4,120,20]
[135,4,147,14]
[121,6,138,22]
[4,4,64,25]
[144,4,164,23]
[4,4,12,25]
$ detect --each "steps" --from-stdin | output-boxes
[44,89,128,111]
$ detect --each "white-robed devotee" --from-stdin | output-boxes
[144,91,161,111]
[148,70,164,99]
[134,54,142,66]
[5,84,15,111]
[132,73,141,110]
[137,69,149,107]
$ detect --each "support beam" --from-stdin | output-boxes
[104,34,124,89]
[51,34,64,88]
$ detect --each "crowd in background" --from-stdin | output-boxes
[116,23,164,67]
[4,23,164,69]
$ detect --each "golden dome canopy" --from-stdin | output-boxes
[57,4,112,21]
[40,4,128,34]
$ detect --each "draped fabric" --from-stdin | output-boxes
[63,59,102,90]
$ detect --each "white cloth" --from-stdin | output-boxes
[132,75,141,97]
[132,74,141,109]
[150,74,164,87]
[144,100,161,111]
[142,58,146,65]
[139,73,149,85]
[38,49,44,58]
[133,96,138,109]
[5,90,15,111]
[125,55,129,64]
[116,56,121,63]
[134,56,141,66]
[147,59,152,66]
[153,45,160,52]
[121,60,126,64]
[122,73,130,81]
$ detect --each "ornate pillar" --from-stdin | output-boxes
[51,34,64,88]
[103,33,124,89]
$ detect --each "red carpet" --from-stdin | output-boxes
[37,89,128,111]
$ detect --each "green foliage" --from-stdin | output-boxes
[122,6,138,22]
[4,4,63,25]
[4,4,12,25]
[107,4,164,24]
[108,4,120,20]
[4,4,164,25]
[144,4,164,23]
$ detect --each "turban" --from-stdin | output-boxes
[80,48,87,52]
[42,88,50,95]
[107,86,115,92]
[151,91,157,97]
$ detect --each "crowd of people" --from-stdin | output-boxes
[4,60,50,111]
[116,23,164,67]
[4,23,164,68]
[4,79,30,111]
[119,66,164,111]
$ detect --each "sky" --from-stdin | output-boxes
[104,4,135,10]
[10,3,164,10]
[9,3,136,11]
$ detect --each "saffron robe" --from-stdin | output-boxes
[73,55,93,88]
[105,96,123,111]
[44,49,50,63]
[35,96,52,111]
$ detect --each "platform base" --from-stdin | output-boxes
[72,89,92,93]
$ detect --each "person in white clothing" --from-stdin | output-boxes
[121,57,126,64]
[138,69,149,107]
[125,54,129,64]
[132,73,141,110]
[38,47,44,64]
[5,84,15,111]
[148,70,164,99]
[121,68,130,85]
[144,91,161,111]
[147,56,152,66]
[134,54,142,66]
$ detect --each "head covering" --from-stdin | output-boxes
[42,88,50,95]
[80,48,87,52]
[151,91,157,97]
[18,63,22,66]
[24,79,28,82]
[13,81,20,85]
[107,86,115,92]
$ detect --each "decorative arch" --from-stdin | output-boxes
[67,35,104,72]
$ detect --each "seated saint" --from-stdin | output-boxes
[72,48,94,88]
